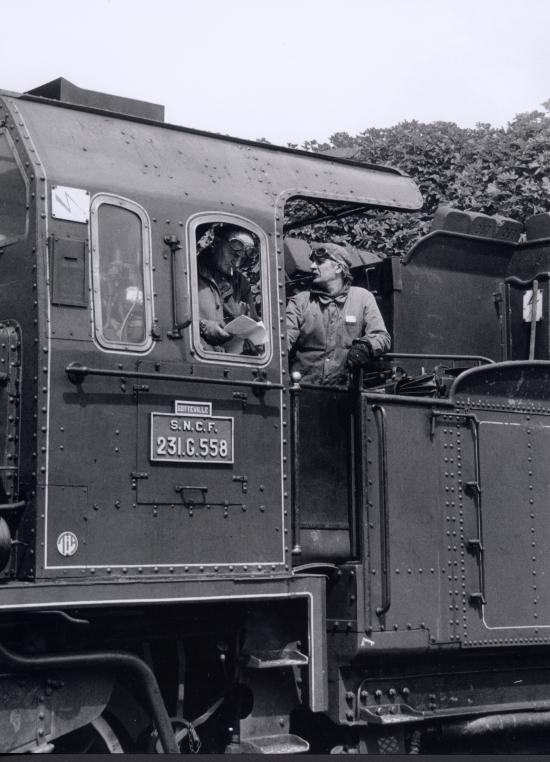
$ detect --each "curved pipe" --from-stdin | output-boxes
[0,643,178,754]
[505,272,550,287]
[0,500,25,513]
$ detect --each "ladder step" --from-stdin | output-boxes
[245,647,308,669]
[240,734,310,754]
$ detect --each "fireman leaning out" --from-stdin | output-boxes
[286,243,390,385]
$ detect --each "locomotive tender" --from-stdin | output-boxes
[1,77,550,753]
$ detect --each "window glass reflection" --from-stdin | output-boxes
[96,205,146,346]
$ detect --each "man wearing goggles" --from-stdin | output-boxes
[198,225,258,348]
[286,242,390,385]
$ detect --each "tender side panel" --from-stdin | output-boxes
[451,361,550,646]
[363,400,449,646]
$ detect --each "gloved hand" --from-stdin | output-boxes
[199,320,231,346]
[346,340,374,370]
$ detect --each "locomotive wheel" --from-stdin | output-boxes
[146,717,201,754]
[53,715,124,753]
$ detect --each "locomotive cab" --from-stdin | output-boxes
[0,79,428,753]
[4,77,550,754]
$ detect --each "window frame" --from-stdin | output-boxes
[0,129,29,247]
[89,193,154,354]
[187,212,272,367]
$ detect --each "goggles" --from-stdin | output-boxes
[309,248,331,264]
[227,234,256,254]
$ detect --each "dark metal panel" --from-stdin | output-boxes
[450,360,550,404]
[295,388,353,562]
[134,379,284,567]
[508,240,550,280]
[26,77,165,122]
[50,236,88,307]
[448,362,550,646]
[396,232,515,361]
[456,413,550,642]
[363,401,450,644]
[14,100,422,215]
[41,346,285,575]
[476,419,540,627]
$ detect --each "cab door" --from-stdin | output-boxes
[131,215,286,570]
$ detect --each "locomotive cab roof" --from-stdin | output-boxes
[1,77,423,220]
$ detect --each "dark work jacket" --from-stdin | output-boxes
[286,285,390,385]
[198,266,257,350]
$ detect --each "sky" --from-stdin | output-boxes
[2,0,550,146]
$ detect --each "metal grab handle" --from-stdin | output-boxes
[350,368,364,560]
[65,362,283,390]
[372,405,390,619]
[289,376,302,555]
[529,279,539,360]
[164,235,191,336]
[465,415,486,605]
[385,352,494,365]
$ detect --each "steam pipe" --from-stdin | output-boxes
[443,711,550,740]
[0,643,179,754]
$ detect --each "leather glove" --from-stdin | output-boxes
[346,340,374,370]
[199,320,231,346]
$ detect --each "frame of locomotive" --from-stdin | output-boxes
[1,78,550,753]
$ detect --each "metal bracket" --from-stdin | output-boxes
[133,384,150,399]
[232,391,248,409]
[466,538,484,553]
[464,480,482,497]
[232,475,248,494]
[469,592,486,606]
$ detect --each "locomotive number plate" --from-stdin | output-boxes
[150,413,234,464]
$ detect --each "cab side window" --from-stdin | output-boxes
[0,130,27,245]
[191,219,269,361]
[90,195,153,352]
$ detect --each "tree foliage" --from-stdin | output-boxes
[287,103,550,259]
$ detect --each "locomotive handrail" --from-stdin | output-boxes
[505,271,550,287]
[164,234,192,337]
[372,405,391,619]
[350,369,364,561]
[65,362,284,390]
[0,500,25,514]
[366,392,455,408]
[385,352,494,365]
[289,374,302,555]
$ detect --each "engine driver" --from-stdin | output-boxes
[286,243,390,385]
[197,225,258,350]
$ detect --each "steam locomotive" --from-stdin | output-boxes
[0,77,550,753]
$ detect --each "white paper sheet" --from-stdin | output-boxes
[224,316,267,354]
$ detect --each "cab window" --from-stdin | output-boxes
[0,130,27,245]
[90,195,153,352]
[190,218,269,362]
